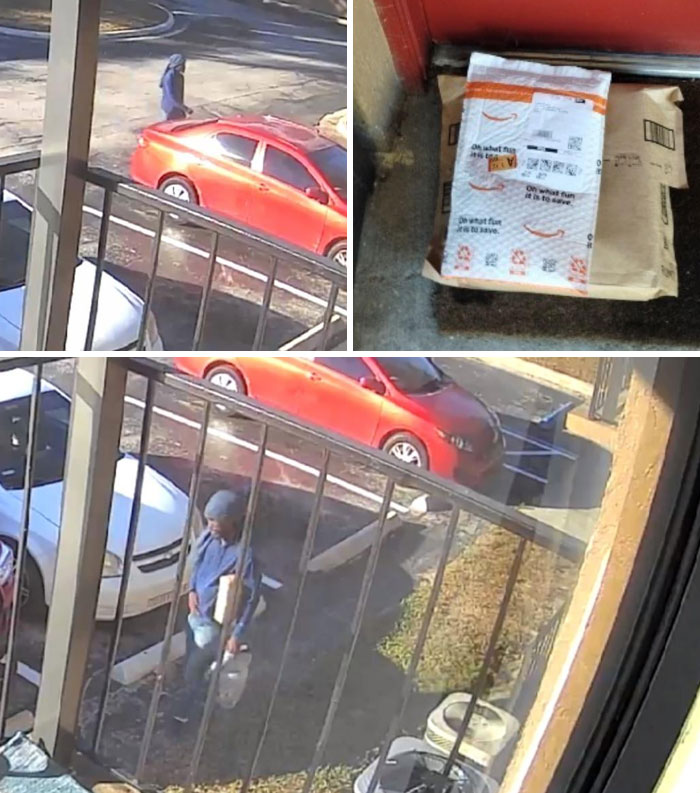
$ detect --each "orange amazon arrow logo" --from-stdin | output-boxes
[482,111,518,122]
[469,182,505,192]
[523,224,566,239]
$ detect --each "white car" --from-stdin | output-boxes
[354,737,498,793]
[0,368,199,620]
[0,190,163,351]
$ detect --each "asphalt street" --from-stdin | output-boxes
[0,0,347,349]
[0,357,612,785]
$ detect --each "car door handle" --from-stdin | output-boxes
[258,183,270,192]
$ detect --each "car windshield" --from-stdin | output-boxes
[375,357,449,395]
[308,145,347,200]
[0,390,71,490]
[0,199,32,291]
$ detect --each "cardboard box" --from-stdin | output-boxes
[425,76,688,300]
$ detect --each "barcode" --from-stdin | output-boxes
[568,136,583,151]
[441,181,452,214]
[644,119,675,150]
[533,129,553,139]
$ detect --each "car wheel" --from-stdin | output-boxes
[382,433,428,468]
[160,176,198,205]
[0,539,46,622]
[206,365,246,394]
[327,240,347,267]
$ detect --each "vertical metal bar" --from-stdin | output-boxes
[443,536,528,775]
[92,377,156,753]
[302,478,396,793]
[365,504,461,793]
[135,399,212,782]
[318,283,339,350]
[252,258,279,350]
[0,173,6,232]
[240,449,331,793]
[84,189,113,351]
[33,358,128,765]
[20,0,102,350]
[0,363,43,735]
[186,423,270,788]
[136,210,165,350]
[192,231,220,351]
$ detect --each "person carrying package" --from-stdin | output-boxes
[173,489,262,725]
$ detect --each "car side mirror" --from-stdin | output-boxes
[360,376,386,395]
[305,186,329,205]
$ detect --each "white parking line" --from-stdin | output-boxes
[124,396,408,515]
[82,205,347,318]
[249,28,347,46]
[278,314,342,350]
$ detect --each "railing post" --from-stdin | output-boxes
[33,357,127,765]
[20,0,102,350]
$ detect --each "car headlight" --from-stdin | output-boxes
[144,311,161,351]
[102,551,123,578]
[0,544,14,587]
[437,429,474,453]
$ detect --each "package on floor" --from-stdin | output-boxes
[426,55,688,300]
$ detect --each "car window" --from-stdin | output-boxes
[215,133,257,166]
[374,357,450,395]
[315,357,374,382]
[0,199,32,291]
[0,390,71,489]
[308,145,347,200]
[263,147,317,192]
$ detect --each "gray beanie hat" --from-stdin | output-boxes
[204,490,246,523]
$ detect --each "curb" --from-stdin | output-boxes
[0,2,175,40]
[260,0,346,23]
[467,356,594,401]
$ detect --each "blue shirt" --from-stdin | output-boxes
[189,530,262,640]
[161,68,186,115]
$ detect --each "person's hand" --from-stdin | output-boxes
[226,636,240,656]
[188,590,199,615]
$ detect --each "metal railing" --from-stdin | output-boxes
[0,357,584,790]
[0,152,347,351]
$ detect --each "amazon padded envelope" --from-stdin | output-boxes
[426,69,688,300]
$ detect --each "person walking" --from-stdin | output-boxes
[160,54,192,121]
[174,489,262,724]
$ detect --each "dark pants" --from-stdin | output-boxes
[174,614,221,722]
[165,106,187,121]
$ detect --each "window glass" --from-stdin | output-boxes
[374,357,450,395]
[315,357,374,381]
[215,133,257,166]
[0,390,71,489]
[308,145,347,200]
[0,199,31,290]
[263,147,317,191]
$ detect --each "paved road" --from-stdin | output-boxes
[0,0,347,349]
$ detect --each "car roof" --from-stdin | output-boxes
[0,368,58,402]
[174,115,335,153]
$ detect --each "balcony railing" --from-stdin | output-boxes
[0,357,584,791]
[0,153,347,352]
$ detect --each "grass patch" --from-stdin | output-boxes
[0,0,167,33]
[166,765,358,793]
[379,527,578,693]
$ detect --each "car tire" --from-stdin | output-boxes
[206,365,247,394]
[0,538,46,622]
[159,176,199,221]
[326,240,347,267]
[382,433,428,469]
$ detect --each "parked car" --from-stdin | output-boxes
[0,540,15,650]
[0,369,199,620]
[130,115,347,266]
[173,356,504,486]
[0,190,163,351]
[354,736,498,793]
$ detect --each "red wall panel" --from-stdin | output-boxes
[424,1,700,54]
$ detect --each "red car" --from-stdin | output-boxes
[130,115,347,265]
[173,357,504,486]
